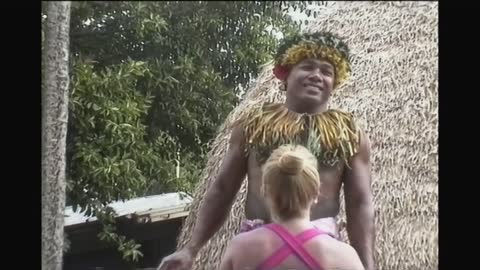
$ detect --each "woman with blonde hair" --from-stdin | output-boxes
[219,144,364,270]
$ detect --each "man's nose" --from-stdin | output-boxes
[308,70,323,82]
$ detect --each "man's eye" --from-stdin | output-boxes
[323,70,333,76]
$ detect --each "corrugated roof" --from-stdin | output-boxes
[64,192,193,227]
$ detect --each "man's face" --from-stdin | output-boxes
[285,58,335,107]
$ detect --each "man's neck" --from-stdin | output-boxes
[285,100,328,114]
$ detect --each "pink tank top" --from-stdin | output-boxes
[257,223,329,270]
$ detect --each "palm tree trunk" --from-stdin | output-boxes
[42,2,71,270]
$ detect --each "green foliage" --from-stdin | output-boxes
[67,59,153,211]
[69,1,305,158]
[96,206,143,262]
[58,0,310,264]
[66,60,150,261]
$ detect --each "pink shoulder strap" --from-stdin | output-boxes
[258,227,325,270]
[258,224,324,270]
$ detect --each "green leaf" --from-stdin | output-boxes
[67,0,304,263]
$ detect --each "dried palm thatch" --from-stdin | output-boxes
[176,2,438,269]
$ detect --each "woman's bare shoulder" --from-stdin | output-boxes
[232,227,270,246]
[313,237,365,270]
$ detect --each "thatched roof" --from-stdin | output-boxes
[177,2,438,269]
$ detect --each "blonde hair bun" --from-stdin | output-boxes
[278,151,304,175]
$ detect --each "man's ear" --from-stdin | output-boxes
[281,81,287,92]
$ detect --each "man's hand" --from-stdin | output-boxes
[157,248,195,270]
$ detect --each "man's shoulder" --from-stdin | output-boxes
[245,102,284,117]
[231,102,281,127]
[325,108,368,134]
[230,101,286,143]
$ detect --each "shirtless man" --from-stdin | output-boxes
[158,31,375,270]
[219,144,365,270]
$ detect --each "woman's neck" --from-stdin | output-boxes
[274,213,314,232]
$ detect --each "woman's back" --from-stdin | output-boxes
[221,224,364,270]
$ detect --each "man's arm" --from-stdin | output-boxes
[186,126,248,255]
[343,129,375,270]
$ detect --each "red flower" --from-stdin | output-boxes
[273,65,289,81]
